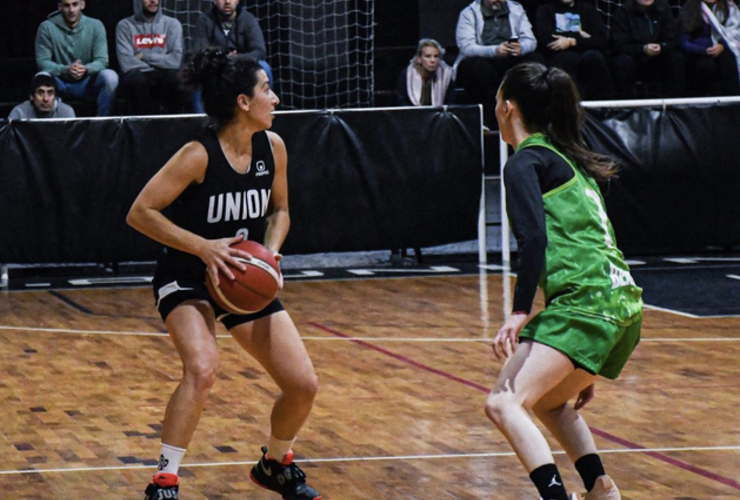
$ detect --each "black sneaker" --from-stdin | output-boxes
[249,446,321,500]
[144,473,179,500]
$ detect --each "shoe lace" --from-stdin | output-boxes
[285,461,307,484]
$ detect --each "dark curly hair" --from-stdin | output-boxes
[181,47,264,128]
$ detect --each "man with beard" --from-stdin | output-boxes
[116,0,189,115]
[192,0,272,98]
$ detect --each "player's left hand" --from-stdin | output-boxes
[273,252,284,289]
[574,383,595,410]
[492,313,529,361]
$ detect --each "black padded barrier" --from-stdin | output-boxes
[0,106,483,264]
[583,102,740,253]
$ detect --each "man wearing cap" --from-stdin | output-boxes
[9,72,77,120]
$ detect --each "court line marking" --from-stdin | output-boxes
[310,321,740,491]
[643,303,740,319]
[0,325,739,343]
[0,445,739,476]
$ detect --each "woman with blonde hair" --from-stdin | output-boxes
[396,38,455,106]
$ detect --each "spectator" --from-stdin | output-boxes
[9,72,76,120]
[396,38,455,106]
[116,0,190,115]
[534,0,614,100]
[192,0,272,85]
[35,0,119,116]
[454,0,544,128]
[610,0,687,98]
[679,0,740,96]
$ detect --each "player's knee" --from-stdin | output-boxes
[286,372,319,405]
[531,402,555,421]
[484,390,519,425]
[184,356,219,393]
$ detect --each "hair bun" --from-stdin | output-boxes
[182,47,231,88]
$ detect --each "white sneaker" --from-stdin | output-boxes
[583,475,621,500]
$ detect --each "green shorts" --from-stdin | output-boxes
[519,308,642,380]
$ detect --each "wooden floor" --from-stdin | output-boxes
[0,273,738,499]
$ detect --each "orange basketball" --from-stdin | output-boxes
[205,240,281,314]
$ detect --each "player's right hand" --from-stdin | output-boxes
[200,234,249,286]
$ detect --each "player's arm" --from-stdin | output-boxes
[504,152,548,315]
[492,153,547,361]
[262,131,290,258]
[126,142,248,283]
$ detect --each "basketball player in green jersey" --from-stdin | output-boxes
[486,62,643,500]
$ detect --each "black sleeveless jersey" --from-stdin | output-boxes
[158,128,276,280]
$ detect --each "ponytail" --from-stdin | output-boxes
[500,63,617,181]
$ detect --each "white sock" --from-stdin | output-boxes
[157,443,186,476]
[267,435,296,462]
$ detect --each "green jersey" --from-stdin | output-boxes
[517,133,643,325]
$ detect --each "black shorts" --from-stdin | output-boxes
[152,268,284,330]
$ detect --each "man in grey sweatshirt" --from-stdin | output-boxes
[9,72,76,120]
[35,0,119,116]
[116,0,189,115]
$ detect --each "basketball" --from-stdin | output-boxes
[205,240,281,314]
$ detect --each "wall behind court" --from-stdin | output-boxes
[0,106,483,264]
[583,102,740,253]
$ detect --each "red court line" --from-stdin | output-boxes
[309,322,740,491]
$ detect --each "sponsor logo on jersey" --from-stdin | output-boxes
[255,160,270,177]
[206,189,272,223]
[610,263,636,289]
[134,34,167,49]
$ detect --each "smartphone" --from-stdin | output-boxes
[508,36,519,43]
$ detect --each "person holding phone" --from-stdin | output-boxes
[454,0,545,128]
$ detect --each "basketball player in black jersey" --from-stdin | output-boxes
[127,48,321,500]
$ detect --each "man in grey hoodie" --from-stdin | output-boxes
[9,72,77,120]
[35,0,119,116]
[116,0,189,115]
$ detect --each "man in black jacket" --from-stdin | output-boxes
[191,0,272,112]
[610,0,686,98]
[534,0,614,99]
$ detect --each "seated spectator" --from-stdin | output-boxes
[9,72,76,120]
[396,38,455,106]
[116,0,190,115]
[35,0,119,116]
[454,0,544,128]
[192,0,272,84]
[534,0,614,100]
[679,0,740,96]
[610,0,686,98]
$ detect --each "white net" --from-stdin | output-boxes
[161,0,374,110]
[594,0,684,31]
